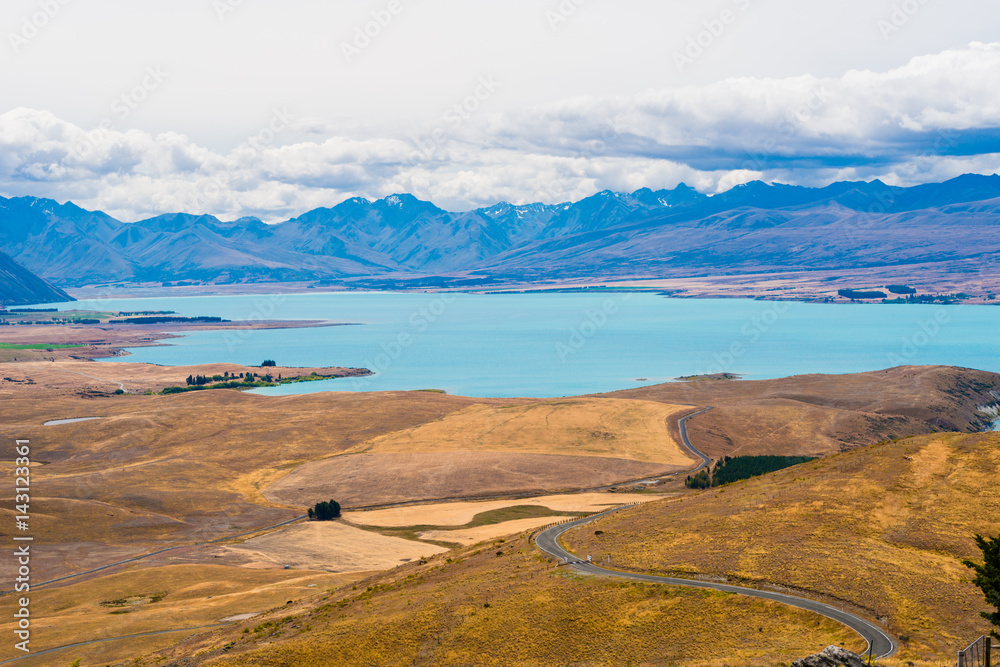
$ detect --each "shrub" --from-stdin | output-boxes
[310,499,341,521]
[685,469,711,489]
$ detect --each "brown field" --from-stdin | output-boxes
[0,359,996,666]
[266,398,694,507]
[0,359,369,397]
[416,517,568,545]
[0,389,489,579]
[564,431,1000,665]
[0,564,364,666]
[265,451,675,507]
[131,530,865,667]
[345,492,660,527]
[602,365,1000,458]
[348,399,691,464]
[220,522,449,572]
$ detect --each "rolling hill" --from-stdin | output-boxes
[2,174,999,286]
[128,430,999,666]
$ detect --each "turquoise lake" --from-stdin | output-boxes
[40,292,1000,398]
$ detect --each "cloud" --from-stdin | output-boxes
[1,43,999,221]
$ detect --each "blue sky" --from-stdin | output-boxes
[1,0,999,221]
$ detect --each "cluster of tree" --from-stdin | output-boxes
[686,455,816,489]
[712,455,816,486]
[184,371,280,386]
[308,499,341,521]
[164,375,275,394]
[187,372,242,386]
[684,469,711,489]
[886,285,917,295]
[885,293,969,304]
[108,316,227,324]
[260,359,277,367]
[964,533,1000,639]
[838,288,888,300]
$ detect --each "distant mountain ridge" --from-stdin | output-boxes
[0,249,74,305]
[1,174,999,286]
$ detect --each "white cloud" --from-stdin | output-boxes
[1,43,999,221]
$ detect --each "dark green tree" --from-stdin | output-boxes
[311,499,342,521]
[261,360,277,367]
[963,534,1000,639]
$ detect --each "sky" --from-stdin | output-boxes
[1,0,1000,221]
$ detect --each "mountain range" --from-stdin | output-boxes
[1,174,999,288]
[0,250,73,306]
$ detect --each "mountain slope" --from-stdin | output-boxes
[566,430,1000,663]
[0,249,73,305]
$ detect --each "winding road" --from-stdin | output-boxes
[535,510,896,659]
[534,406,897,661]
[537,510,896,660]
[676,405,713,471]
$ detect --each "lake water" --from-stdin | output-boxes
[38,292,1000,398]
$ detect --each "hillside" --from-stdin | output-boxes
[133,532,864,667]
[0,249,73,305]
[130,431,999,666]
[602,366,1000,458]
[565,431,1000,664]
[3,174,1000,286]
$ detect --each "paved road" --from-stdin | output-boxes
[535,509,897,660]
[676,406,713,472]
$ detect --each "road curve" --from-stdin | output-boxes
[676,406,713,472]
[535,509,897,660]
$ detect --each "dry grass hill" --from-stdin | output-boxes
[603,365,1000,458]
[1,365,997,665]
[127,431,999,667]
[567,431,1000,665]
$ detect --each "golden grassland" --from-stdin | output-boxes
[221,521,450,571]
[133,533,865,667]
[604,366,1000,458]
[264,450,673,507]
[0,390,489,577]
[415,516,569,545]
[344,492,661,527]
[1,364,997,665]
[565,431,1000,665]
[346,398,693,465]
[0,564,367,665]
[263,398,694,507]
[0,359,368,397]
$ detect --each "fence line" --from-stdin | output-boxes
[958,635,991,667]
